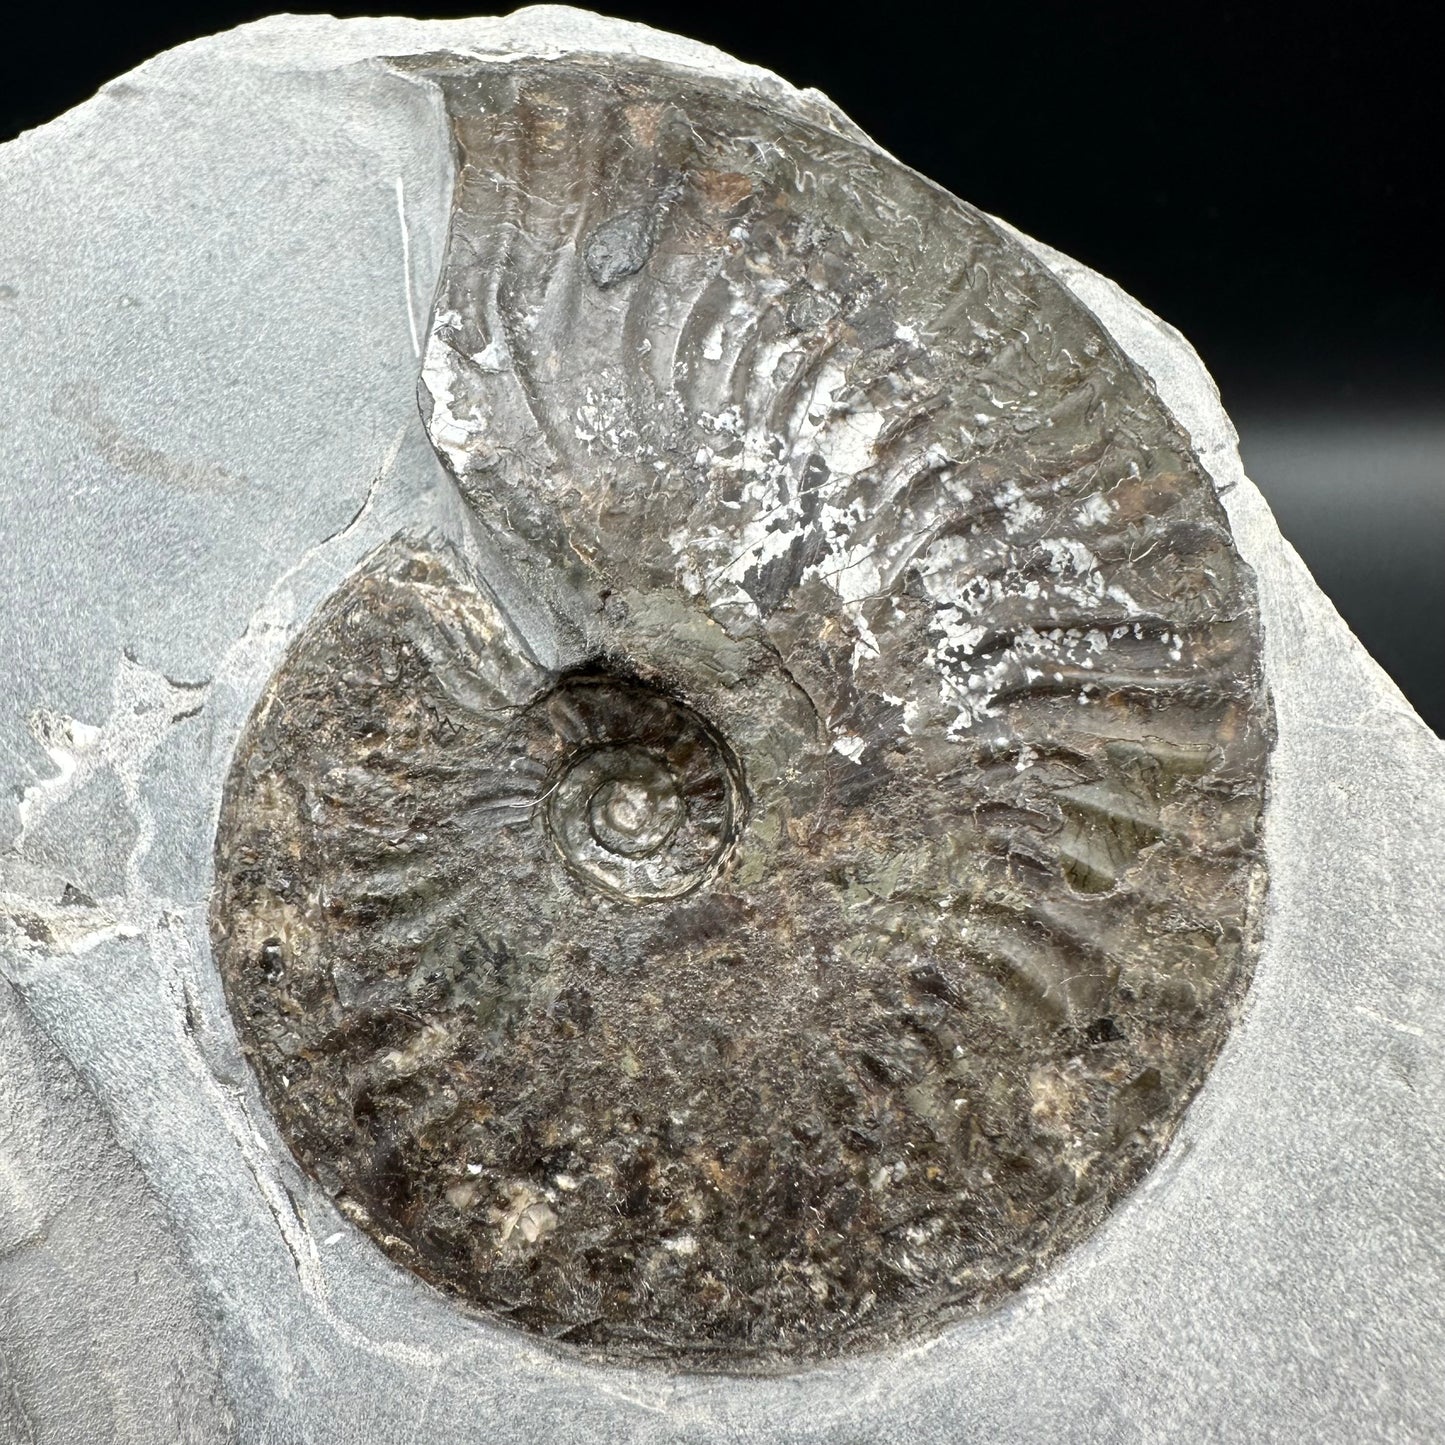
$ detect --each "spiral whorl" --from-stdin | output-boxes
[210,52,1271,1370]
[535,675,743,902]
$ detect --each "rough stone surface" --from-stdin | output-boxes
[1,7,1443,1441]
[0,983,233,1444]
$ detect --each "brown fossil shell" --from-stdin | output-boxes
[210,53,1271,1369]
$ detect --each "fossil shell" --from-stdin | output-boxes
[211,53,1271,1368]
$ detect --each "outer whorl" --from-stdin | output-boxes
[211,53,1271,1368]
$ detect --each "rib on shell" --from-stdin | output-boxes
[210,53,1271,1368]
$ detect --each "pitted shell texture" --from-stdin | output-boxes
[210,54,1271,1369]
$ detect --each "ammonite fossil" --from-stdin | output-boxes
[211,52,1270,1368]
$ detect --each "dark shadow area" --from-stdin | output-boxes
[2,1,1439,732]
[1236,412,1444,731]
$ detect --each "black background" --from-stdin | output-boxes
[4,2,1440,731]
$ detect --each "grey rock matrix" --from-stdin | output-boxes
[2,9,1442,1443]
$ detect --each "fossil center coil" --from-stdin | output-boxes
[536,676,744,902]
